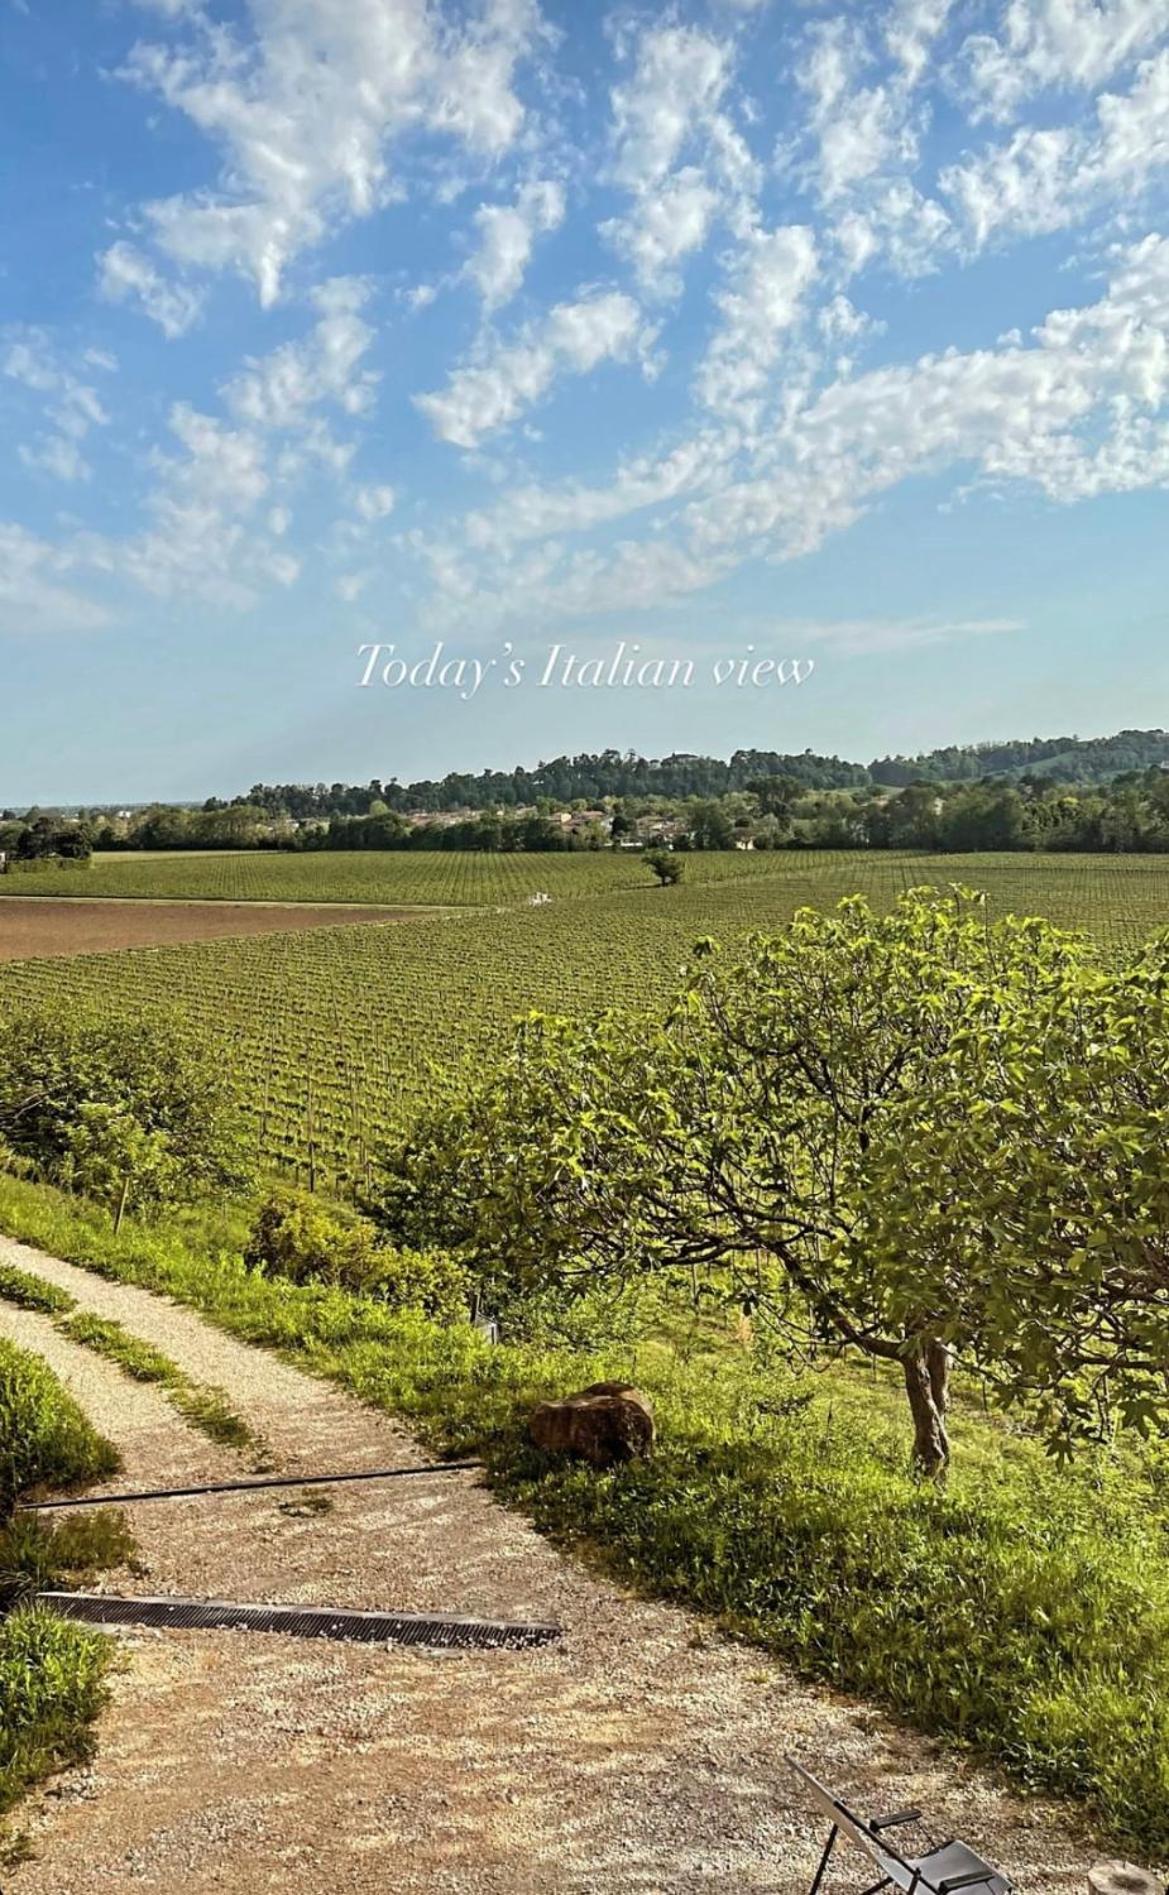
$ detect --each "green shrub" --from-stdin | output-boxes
[0,1004,246,1219]
[0,1607,111,1816]
[0,1337,119,1518]
[0,1340,123,1830]
[244,1189,469,1321]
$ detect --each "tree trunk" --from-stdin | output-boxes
[903,1341,950,1478]
[926,1337,951,1419]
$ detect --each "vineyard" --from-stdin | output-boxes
[0,847,786,907]
[2,850,1169,1193]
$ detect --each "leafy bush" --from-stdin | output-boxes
[244,1189,469,1321]
[644,848,683,885]
[0,1607,111,1817]
[0,1341,122,1828]
[0,1005,245,1220]
[0,1336,120,1518]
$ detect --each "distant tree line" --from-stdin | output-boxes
[236,747,870,817]
[870,728,1169,787]
[326,810,594,852]
[237,730,1169,813]
[9,731,1169,865]
[0,814,92,864]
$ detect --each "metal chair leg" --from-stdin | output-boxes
[809,1824,839,1895]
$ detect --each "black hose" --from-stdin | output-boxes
[18,1459,484,1512]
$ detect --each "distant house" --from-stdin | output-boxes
[635,815,682,843]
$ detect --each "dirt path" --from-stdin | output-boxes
[0,1236,1103,1893]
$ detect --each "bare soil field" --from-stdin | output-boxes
[0,898,420,962]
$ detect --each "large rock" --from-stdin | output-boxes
[529,1382,654,1467]
[1088,1868,1161,1895]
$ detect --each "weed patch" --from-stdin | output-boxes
[0,1331,126,1840]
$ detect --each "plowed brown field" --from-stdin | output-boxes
[0,897,417,961]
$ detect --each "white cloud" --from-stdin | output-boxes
[20,438,91,483]
[68,270,393,612]
[0,524,109,636]
[794,18,924,202]
[601,167,720,295]
[415,287,653,448]
[942,49,1169,249]
[354,484,396,521]
[602,21,760,298]
[609,22,736,188]
[3,333,110,483]
[697,225,818,421]
[684,233,1169,566]
[957,0,1169,122]
[428,231,1169,631]
[783,15,953,280]
[223,278,378,429]
[119,0,545,306]
[98,241,203,337]
[464,432,729,549]
[466,179,565,309]
[886,0,954,88]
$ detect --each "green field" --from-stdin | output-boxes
[0,847,785,906]
[4,850,1169,1191]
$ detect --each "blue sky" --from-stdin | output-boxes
[2,0,1168,802]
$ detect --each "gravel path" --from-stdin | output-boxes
[0,1235,1112,1892]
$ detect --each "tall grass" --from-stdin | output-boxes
[0,1608,110,1819]
[0,1330,125,1828]
[0,1336,119,1517]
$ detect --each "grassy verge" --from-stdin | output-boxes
[0,1331,129,1834]
[57,1313,267,1461]
[0,1263,74,1316]
[0,1335,119,1514]
[1,1172,1168,1856]
[0,1261,268,1464]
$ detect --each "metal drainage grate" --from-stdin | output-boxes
[38,1591,560,1652]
